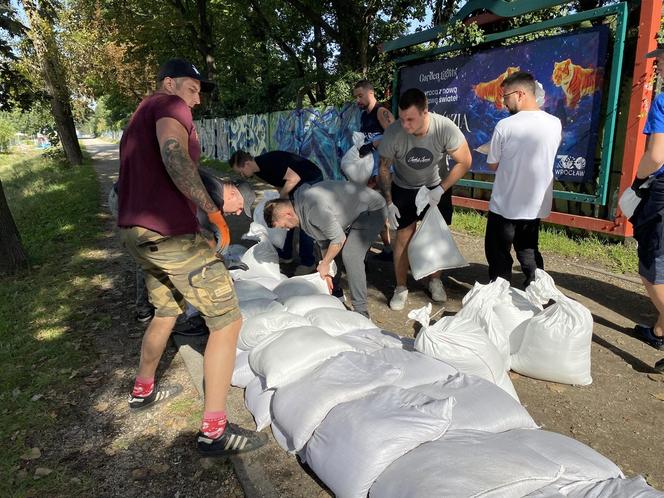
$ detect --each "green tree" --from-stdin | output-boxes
[20,0,83,166]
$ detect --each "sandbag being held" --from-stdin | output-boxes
[408,186,467,280]
[340,132,374,185]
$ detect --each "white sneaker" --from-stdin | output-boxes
[389,286,409,311]
[294,264,315,276]
[428,278,447,302]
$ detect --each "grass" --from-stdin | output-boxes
[0,146,107,496]
[453,208,639,275]
[201,157,232,175]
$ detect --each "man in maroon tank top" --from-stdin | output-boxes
[118,59,265,456]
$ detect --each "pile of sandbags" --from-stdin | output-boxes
[227,230,661,498]
[414,270,593,387]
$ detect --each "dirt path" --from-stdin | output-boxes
[83,138,663,495]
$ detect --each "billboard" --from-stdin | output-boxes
[399,26,609,183]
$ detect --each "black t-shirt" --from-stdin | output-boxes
[360,105,384,135]
[254,151,323,192]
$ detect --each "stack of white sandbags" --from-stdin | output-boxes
[414,270,594,388]
[227,230,661,498]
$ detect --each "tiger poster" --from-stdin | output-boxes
[399,26,609,183]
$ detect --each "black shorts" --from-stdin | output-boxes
[391,183,453,229]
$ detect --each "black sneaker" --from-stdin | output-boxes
[128,384,183,411]
[634,324,664,351]
[355,309,371,320]
[136,309,155,323]
[655,358,664,373]
[197,423,268,456]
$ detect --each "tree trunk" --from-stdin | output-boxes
[0,179,29,275]
[22,0,83,166]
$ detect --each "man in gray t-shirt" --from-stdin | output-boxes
[377,88,472,310]
[263,181,387,318]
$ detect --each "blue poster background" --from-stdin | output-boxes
[399,26,609,183]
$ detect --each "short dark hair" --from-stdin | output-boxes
[263,198,291,228]
[228,149,253,169]
[354,79,374,91]
[398,88,427,112]
[501,71,536,95]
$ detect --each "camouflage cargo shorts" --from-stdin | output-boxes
[120,227,241,331]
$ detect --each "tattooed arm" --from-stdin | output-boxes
[156,117,217,214]
[378,156,393,204]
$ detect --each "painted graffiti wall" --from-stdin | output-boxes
[195,103,362,180]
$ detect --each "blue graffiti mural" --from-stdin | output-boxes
[196,103,363,179]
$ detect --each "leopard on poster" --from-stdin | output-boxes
[399,26,609,183]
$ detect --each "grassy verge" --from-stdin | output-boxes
[0,147,105,495]
[453,208,639,275]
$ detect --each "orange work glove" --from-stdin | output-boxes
[207,210,230,255]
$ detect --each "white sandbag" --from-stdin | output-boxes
[457,279,540,367]
[271,422,293,454]
[370,348,457,389]
[238,311,311,351]
[412,304,518,400]
[231,349,254,388]
[511,270,593,386]
[305,307,376,336]
[239,298,285,320]
[304,386,455,498]
[248,326,354,388]
[338,328,404,353]
[244,376,274,431]
[239,239,286,282]
[283,294,345,316]
[235,276,282,291]
[252,190,288,249]
[503,429,623,482]
[411,373,537,433]
[272,352,401,452]
[370,430,563,498]
[340,132,373,185]
[408,187,467,280]
[233,279,278,303]
[456,279,513,366]
[273,274,330,302]
[561,476,664,498]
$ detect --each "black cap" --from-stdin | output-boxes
[645,43,664,59]
[157,58,216,92]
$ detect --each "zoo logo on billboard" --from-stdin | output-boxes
[555,155,586,178]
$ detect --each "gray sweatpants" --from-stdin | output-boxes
[328,208,387,313]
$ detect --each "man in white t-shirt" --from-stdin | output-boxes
[377,88,472,310]
[486,71,562,286]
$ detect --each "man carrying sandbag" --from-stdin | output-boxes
[377,88,472,310]
[485,71,562,286]
[117,58,266,456]
[262,181,387,319]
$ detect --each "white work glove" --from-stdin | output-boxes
[387,203,401,230]
[429,185,445,205]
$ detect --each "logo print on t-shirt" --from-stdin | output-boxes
[405,147,434,170]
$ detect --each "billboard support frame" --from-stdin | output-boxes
[385,3,628,207]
